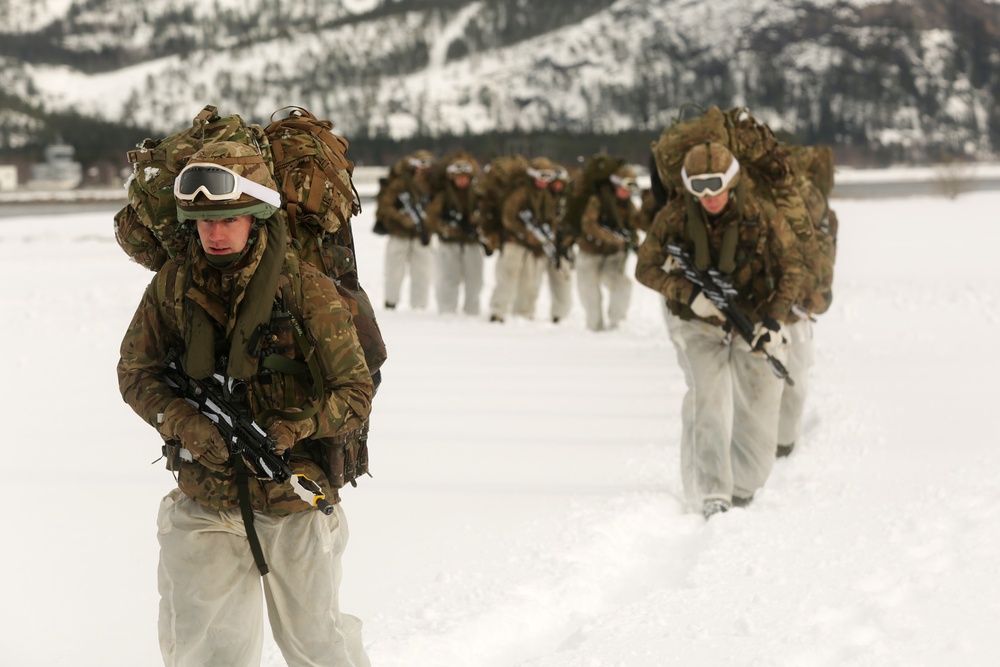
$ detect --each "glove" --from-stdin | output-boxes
[267,417,317,455]
[750,317,787,355]
[159,399,229,472]
[688,289,724,320]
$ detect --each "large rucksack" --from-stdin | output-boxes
[559,152,626,240]
[650,105,836,315]
[114,104,387,486]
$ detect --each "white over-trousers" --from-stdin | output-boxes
[545,261,573,321]
[778,318,814,446]
[384,235,434,309]
[575,250,632,331]
[436,241,484,315]
[665,312,786,508]
[489,243,546,320]
[156,489,371,667]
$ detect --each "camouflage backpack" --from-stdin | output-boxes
[559,152,627,241]
[788,144,838,314]
[114,104,386,379]
[475,154,531,246]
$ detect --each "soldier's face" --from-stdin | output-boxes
[698,190,730,215]
[196,215,254,255]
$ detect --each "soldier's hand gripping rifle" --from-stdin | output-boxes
[601,223,639,253]
[398,191,431,246]
[665,244,794,386]
[446,210,493,255]
[519,209,568,269]
[161,354,334,514]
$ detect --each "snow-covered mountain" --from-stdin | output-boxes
[2,0,999,161]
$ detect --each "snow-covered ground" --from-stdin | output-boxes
[1,188,998,666]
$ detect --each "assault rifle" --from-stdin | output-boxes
[161,354,334,514]
[665,244,794,386]
[446,210,493,255]
[601,223,639,253]
[519,209,569,269]
[398,191,431,246]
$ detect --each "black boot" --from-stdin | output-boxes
[776,442,795,458]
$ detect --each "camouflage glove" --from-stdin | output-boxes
[750,318,788,356]
[267,417,317,455]
[689,289,724,320]
[159,399,229,472]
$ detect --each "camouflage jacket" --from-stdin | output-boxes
[425,184,484,245]
[635,178,805,326]
[501,184,558,257]
[577,193,641,256]
[118,227,373,515]
[376,171,431,239]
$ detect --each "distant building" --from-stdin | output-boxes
[0,165,16,191]
[26,142,83,190]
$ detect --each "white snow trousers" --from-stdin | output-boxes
[384,235,434,309]
[575,250,632,331]
[665,312,786,508]
[778,318,814,446]
[545,261,574,321]
[436,241,485,315]
[489,243,546,320]
[156,489,370,667]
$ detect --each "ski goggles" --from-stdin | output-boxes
[527,167,558,183]
[681,157,740,198]
[446,161,474,175]
[174,163,282,208]
[408,156,433,169]
[610,174,640,194]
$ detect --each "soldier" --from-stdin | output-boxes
[488,157,561,322]
[546,165,574,324]
[376,149,435,310]
[635,142,805,519]
[575,164,643,332]
[424,152,488,315]
[117,142,374,666]
[777,163,838,458]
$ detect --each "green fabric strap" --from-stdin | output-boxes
[234,456,269,577]
[228,216,288,380]
[685,196,713,271]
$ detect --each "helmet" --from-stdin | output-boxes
[175,141,281,222]
[407,150,435,170]
[681,142,740,197]
[527,156,559,183]
[610,165,639,194]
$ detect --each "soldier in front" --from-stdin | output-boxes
[117,142,374,666]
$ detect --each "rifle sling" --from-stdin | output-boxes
[234,456,269,576]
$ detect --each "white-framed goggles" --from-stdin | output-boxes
[446,161,474,175]
[681,157,740,198]
[610,174,640,194]
[174,163,282,209]
[408,156,433,169]
[527,167,557,183]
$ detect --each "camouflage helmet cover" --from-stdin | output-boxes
[681,141,741,193]
[175,141,281,222]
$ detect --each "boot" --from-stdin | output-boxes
[776,442,795,458]
[702,498,730,519]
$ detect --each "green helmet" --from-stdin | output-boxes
[174,141,281,222]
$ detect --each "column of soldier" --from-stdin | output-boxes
[373,149,655,331]
[376,133,837,521]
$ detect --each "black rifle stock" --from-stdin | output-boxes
[398,191,431,246]
[161,355,334,514]
[665,244,794,386]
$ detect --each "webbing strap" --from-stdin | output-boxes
[234,456,269,576]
